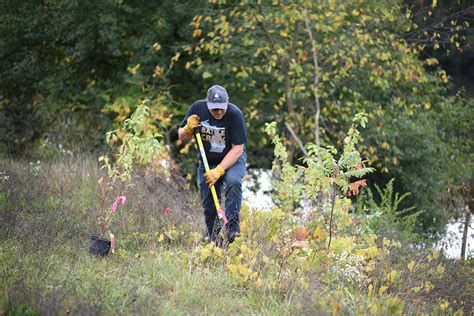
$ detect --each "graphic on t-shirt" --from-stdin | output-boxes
[200,120,226,153]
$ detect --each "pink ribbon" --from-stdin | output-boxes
[112,196,126,213]
[217,209,228,224]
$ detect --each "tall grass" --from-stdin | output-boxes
[1,154,472,315]
[0,154,267,314]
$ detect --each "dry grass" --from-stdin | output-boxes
[0,153,472,315]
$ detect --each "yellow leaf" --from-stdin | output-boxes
[365,261,375,273]
[387,270,398,283]
[408,260,415,272]
[299,51,308,62]
[280,30,288,38]
[127,64,140,75]
[432,0,437,8]
[202,71,213,79]
[171,52,181,62]
[378,285,388,295]
[440,300,449,311]
[153,42,161,52]
[153,66,163,77]
[193,29,202,38]
[424,281,434,293]
[436,264,445,275]
[227,264,237,274]
[300,278,309,290]
[214,246,224,257]
[441,72,448,83]
[200,247,211,262]
[314,228,326,241]
[262,256,270,264]
[366,246,379,258]
[425,58,439,66]
[255,278,263,289]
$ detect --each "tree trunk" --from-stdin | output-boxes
[283,67,296,163]
[460,211,470,260]
[461,184,473,260]
[303,9,321,147]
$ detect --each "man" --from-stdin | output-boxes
[178,85,247,244]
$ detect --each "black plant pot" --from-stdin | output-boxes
[89,235,111,256]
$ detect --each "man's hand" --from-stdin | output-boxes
[204,165,225,186]
[184,114,200,134]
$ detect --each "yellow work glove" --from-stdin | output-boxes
[183,114,200,134]
[204,165,225,186]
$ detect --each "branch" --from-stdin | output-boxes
[327,184,337,251]
[254,3,286,66]
[303,8,321,147]
[284,122,309,158]
[402,6,474,40]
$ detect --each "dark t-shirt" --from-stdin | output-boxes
[180,100,247,164]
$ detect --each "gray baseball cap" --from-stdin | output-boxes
[206,85,228,110]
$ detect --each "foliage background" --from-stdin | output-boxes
[0,0,473,314]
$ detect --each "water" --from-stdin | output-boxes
[242,169,273,211]
[437,218,473,260]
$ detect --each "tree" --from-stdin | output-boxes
[184,0,472,235]
[0,0,204,154]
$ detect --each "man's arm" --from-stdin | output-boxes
[219,143,244,170]
[178,114,200,142]
[203,143,244,186]
[178,127,193,142]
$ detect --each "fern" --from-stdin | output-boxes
[338,151,360,169]
[343,167,375,179]
[265,112,374,250]
[360,179,420,238]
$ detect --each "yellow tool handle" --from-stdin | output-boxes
[195,132,222,213]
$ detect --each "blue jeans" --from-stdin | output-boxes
[197,151,246,240]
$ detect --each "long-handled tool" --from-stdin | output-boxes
[194,131,228,225]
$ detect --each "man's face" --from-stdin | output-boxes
[210,108,226,120]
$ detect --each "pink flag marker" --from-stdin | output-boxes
[112,196,126,213]
[217,209,228,224]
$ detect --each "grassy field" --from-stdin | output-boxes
[1,154,472,315]
[0,155,286,314]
